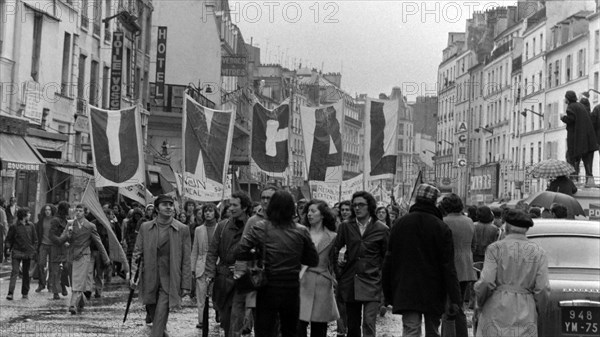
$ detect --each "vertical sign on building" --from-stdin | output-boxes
[110,31,124,110]
[155,27,167,99]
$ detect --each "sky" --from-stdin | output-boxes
[231,0,518,101]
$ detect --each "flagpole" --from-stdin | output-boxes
[297,76,313,199]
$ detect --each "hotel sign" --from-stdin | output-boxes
[109,31,124,109]
[155,27,167,99]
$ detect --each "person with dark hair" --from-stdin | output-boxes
[382,184,462,337]
[336,200,352,337]
[5,208,37,300]
[59,204,110,314]
[124,208,143,269]
[191,203,220,332]
[547,175,577,196]
[561,90,598,186]
[466,205,479,223]
[334,191,389,337]
[529,207,541,219]
[440,194,475,337]
[131,194,192,336]
[475,210,550,337]
[472,206,499,264]
[220,204,231,220]
[184,200,198,225]
[339,200,352,223]
[34,204,56,292]
[388,205,400,224]
[375,206,391,228]
[49,201,71,300]
[297,199,339,337]
[296,198,308,223]
[206,191,252,337]
[550,203,569,219]
[235,190,319,337]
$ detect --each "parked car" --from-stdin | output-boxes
[527,219,600,336]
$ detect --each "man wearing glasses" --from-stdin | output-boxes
[334,191,389,337]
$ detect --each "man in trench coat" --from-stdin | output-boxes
[131,194,192,337]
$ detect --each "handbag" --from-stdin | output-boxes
[234,222,269,293]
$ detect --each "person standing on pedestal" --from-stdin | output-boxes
[561,90,599,186]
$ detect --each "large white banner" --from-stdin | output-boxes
[364,98,398,181]
[88,105,145,188]
[340,173,364,202]
[300,101,344,185]
[181,94,235,201]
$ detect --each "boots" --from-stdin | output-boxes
[585,176,597,187]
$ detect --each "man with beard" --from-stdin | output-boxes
[206,192,252,337]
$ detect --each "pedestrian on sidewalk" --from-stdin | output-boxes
[49,201,71,300]
[35,204,57,293]
[382,183,462,337]
[6,208,38,300]
[334,191,389,337]
[130,194,192,337]
[59,204,110,314]
[474,210,550,337]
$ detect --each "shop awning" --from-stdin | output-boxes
[52,165,94,180]
[0,134,45,171]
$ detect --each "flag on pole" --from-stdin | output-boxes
[408,170,424,206]
[251,101,289,177]
[300,101,344,184]
[178,94,235,201]
[118,183,153,205]
[88,105,145,187]
[81,180,129,272]
[364,98,398,181]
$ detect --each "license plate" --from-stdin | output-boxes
[561,307,600,335]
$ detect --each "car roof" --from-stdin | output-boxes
[527,219,600,237]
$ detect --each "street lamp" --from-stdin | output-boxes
[102,10,141,33]
[520,108,543,117]
[474,126,493,134]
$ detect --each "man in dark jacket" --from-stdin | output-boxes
[561,90,599,186]
[334,191,389,337]
[205,191,252,337]
[382,184,462,337]
[49,201,71,300]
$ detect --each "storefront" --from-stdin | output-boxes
[468,163,500,205]
[0,131,46,214]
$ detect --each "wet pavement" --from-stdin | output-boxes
[0,263,474,336]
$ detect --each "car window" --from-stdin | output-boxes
[529,237,600,269]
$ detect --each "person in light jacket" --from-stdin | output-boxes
[474,210,550,337]
[298,199,340,337]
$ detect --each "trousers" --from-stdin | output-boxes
[9,257,31,295]
[402,312,441,337]
[346,301,379,337]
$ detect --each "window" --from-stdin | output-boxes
[125,48,132,97]
[540,33,543,53]
[532,38,536,56]
[538,71,543,91]
[81,0,89,29]
[92,0,101,36]
[31,14,42,81]
[102,66,110,109]
[530,105,535,131]
[60,33,71,95]
[577,49,585,77]
[538,142,542,163]
[594,72,599,103]
[554,60,560,86]
[548,63,553,88]
[530,143,534,164]
[90,60,99,105]
[77,54,87,113]
[538,103,543,129]
[525,42,529,60]
[399,123,404,135]
[566,54,572,82]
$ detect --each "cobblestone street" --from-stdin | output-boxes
[0,267,474,337]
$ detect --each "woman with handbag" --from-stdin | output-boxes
[235,190,319,337]
[298,200,340,337]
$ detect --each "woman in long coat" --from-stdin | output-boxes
[299,200,340,337]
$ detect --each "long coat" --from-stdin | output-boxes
[58,219,109,291]
[561,101,599,159]
[382,203,462,316]
[299,229,340,322]
[443,213,477,282]
[334,217,389,302]
[475,234,550,337]
[131,219,192,308]
[191,225,209,277]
